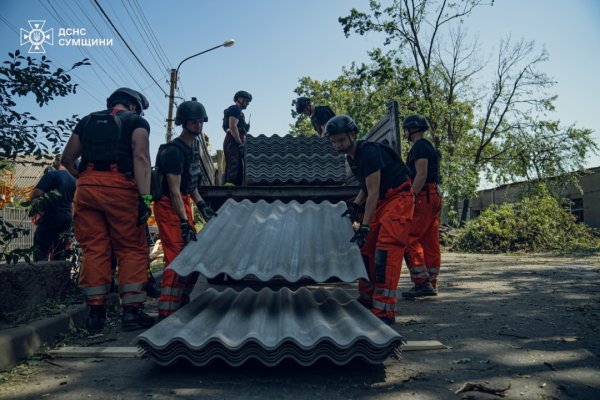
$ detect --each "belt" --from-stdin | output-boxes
[85,162,130,174]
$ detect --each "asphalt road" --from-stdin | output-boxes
[1,252,599,399]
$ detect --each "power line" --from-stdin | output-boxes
[42,0,114,92]
[79,0,168,119]
[91,0,168,97]
[0,14,19,34]
[130,0,172,68]
[120,0,168,73]
[93,0,169,115]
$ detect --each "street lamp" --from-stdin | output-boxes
[166,39,236,142]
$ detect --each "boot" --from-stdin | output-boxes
[143,275,161,299]
[379,316,396,326]
[402,282,437,298]
[86,305,106,334]
[121,306,155,331]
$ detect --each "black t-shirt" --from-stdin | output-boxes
[407,138,440,183]
[222,105,249,134]
[74,109,150,174]
[311,106,335,133]
[35,170,76,215]
[347,141,409,199]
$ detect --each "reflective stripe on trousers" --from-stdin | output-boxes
[405,183,442,286]
[75,170,148,306]
[359,184,414,319]
[154,194,199,316]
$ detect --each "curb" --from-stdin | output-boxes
[0,271,163,371]
[0,303,87,371]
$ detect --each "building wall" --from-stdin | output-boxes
[468,168,600,228]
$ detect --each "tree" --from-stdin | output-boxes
[331,0,596,225]
[0,50,88,263]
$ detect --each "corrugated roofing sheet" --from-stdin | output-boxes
[136,287,404,366]
[245,134,346,185]
[168,199,367,283]
[11,155,54,189]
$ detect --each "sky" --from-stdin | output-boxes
[1,0,599,171]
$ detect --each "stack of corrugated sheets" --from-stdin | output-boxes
[245,134,346,185]
[137,287,403,366]
[137,200,404,366]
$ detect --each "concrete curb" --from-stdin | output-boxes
[0,303,87,371]
[0,271,163,371]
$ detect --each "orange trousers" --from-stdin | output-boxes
[358,183,414,319]
[74,170,148,307]
[154,194,198,317]
[405,183,442,287]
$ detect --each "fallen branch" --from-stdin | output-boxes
[498,331,530,339]
[455,382,511,397]
[544,361,558,371]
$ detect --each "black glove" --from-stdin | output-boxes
[351,224,371,248]
[238,143,245,157]
[180,219,197,246]
[196,200,217,222]
[341,202,361,222]
[137,194,152,226]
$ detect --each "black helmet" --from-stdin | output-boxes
[234,90,252,102]
[175,100,208,126]
[402,114,429,132]
[106,87,146,114]
[295,96,311,113]
[324,115,359,137]
[139,92,149,111]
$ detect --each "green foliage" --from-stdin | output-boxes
[453,185,599,253]
[0,50,88,264]
[294,0,597,227]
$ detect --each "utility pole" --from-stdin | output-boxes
[166,69,178,143]
[165,39,236,143]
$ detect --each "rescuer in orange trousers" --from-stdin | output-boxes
[326,115,414,325]
[401,114,442,298]
[154,100,217,320]
[61,87,155,333]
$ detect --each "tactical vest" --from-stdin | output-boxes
[80,109,137,173]
[157,138,203,195]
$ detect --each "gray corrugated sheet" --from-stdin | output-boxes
[167,199,367,283]
[136,287,404,366]
[245,134,346,185]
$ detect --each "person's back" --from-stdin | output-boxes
[222,90,252,186]
[36,169,76,215]
[31,167,76,261]
[61,87,155,333]
[311,105,336,136]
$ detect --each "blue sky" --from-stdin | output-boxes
[1,0,599,170]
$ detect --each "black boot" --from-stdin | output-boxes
[121,306,155,331]
[402,282,438,298]
[143,275,161,299]
[86,305,106,334]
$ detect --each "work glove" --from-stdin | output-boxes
[238,143,245,157]
[341,202,361,222]
[351,224,371,248]
[180,219,197,246]
[137,194,153,226]
[196,200,217,222]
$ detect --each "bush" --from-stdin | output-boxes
[453,185,599,253]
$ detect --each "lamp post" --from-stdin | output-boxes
[166,39,235,142]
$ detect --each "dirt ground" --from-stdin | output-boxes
[1,252,599,400]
